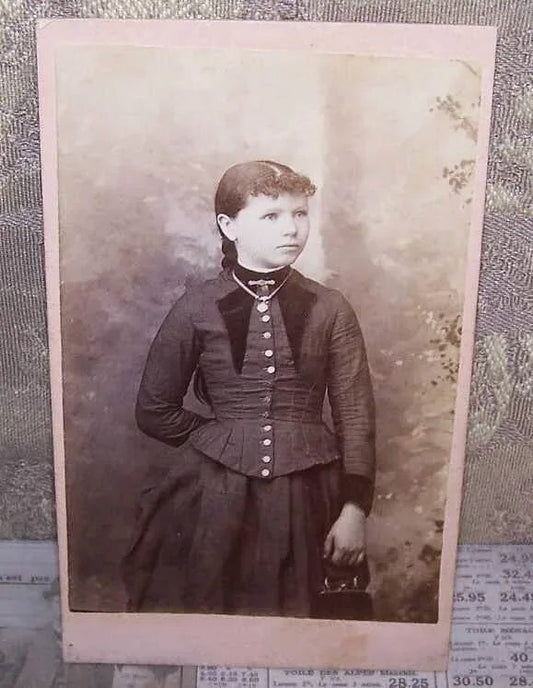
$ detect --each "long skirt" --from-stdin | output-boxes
[121,443,345,617]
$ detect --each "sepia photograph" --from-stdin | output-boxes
[37,19,496,669]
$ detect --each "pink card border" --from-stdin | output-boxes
[37,18,497,670]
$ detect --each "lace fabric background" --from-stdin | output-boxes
[0,0,531,550]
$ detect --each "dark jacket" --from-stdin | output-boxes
[135,268,376,513]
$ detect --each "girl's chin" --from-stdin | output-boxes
[273,252,300,267]
[241,255,297,271]
[270,259,295,269]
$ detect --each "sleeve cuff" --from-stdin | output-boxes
[340,475,374,516]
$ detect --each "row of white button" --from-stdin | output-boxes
[260,303,272,478]
[261,422,272,476]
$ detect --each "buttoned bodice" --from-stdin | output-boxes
[190,293,338,480]
[200,293,326,423]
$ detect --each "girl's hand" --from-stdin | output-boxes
[323,503,366,567]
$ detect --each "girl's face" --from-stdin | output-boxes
[218,193,310,271]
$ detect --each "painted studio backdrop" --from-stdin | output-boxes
[56,46,480,621]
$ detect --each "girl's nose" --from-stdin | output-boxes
[283,216,298,236]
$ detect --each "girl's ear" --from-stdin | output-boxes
[217,213,237,242]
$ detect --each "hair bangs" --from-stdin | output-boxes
[249,170,316,199]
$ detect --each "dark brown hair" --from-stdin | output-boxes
[215,160,317,270]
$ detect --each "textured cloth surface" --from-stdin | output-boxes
[0,0,531,546]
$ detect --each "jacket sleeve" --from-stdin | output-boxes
[135,291,208,447]
[327,293,376,515]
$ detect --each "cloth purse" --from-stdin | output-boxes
[310,557,374,620]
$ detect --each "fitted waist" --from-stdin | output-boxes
[204,376,327,423]
[188,417,339,480]
[213,410,323,423]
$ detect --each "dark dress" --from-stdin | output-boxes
[122,268,376,616]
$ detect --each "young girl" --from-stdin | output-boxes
[122,160,376,617]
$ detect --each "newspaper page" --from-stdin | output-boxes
[1,544,533,687]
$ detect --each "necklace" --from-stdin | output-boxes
[232,269,291,302]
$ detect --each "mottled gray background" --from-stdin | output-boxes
[0,0,532,626]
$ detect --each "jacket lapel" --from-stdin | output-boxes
[278,273,317,371]
[216,286,253,374]
[216,270,317,375]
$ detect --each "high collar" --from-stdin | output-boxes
[233,263,291,297]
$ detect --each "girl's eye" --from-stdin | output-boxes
[264,213,278,221]
[294,210,308,218]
